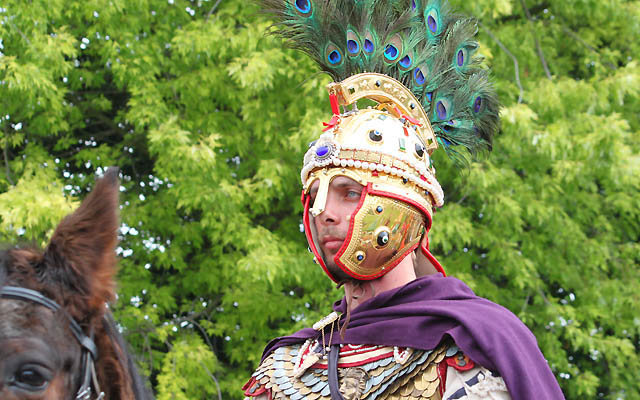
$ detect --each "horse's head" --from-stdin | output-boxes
[0,168,149,400]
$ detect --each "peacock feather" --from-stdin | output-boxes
[261,0,500,162]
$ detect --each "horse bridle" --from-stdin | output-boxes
[0,286,105,400]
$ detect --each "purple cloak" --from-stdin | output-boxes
[262,274,564,399]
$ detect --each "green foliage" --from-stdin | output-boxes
[0,0,638,399]
[157,334,220,400]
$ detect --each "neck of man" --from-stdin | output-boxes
[343,254,417,312]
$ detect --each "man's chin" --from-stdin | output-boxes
[322,256,353,282]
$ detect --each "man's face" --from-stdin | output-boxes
[309,176,364,270]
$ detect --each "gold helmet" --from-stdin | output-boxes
[302,73,444,281]
[264,0,499,282]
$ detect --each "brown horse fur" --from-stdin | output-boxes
[0,168,151,399]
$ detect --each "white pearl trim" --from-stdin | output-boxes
[301,161,445,207]
[301,141,445,206]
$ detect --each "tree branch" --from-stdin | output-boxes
[519,0,552,80]
[175,315,216,354]
[559,25,617,70]
[164,337,223,400]
[142,332,154,374]
[495,1,551,24]
[538,288,551,306]
[205,0,223,21]
[196,360,223,400]
[479,22,524,104]
[7,20,31,46]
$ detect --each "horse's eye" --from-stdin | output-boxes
[13,366,49,391]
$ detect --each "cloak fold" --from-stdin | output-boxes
[262,274,565,399]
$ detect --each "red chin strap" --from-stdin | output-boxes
[301,189,446,281]
[420,233,446,276]
[301,192,338,282]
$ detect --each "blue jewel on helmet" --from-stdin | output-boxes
[369,130,383,142]
[377,231,390,246]
[384,44,399,61]
[399,55,412,68]
[316,146,330,157]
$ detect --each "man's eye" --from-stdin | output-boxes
[346,190,361,198]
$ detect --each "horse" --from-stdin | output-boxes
[0,168,153,399]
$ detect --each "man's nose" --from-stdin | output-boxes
[320,211,337,224]
[318,194,339,225]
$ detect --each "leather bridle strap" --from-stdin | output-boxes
[0,286,104,399]
[0,286,98,359]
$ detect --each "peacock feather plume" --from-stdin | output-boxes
[261,0,500,163]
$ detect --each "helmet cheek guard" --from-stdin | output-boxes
[302,172,444,283]
[302,193,336,281]
[335,183,427,280]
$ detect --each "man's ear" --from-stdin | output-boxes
[413,234,440,277]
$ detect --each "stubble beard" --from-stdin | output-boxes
[322,249,353,283]
[315,227,353,282]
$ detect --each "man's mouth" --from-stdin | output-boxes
[321,236,345,251]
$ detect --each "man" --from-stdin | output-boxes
[243,0,565,398]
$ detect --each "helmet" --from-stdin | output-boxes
[301,73,446,282]
[262,0,499,282]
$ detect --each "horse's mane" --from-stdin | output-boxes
[101,312,154,400]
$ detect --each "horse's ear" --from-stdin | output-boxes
[44,168,120,315]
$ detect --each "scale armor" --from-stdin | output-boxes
[243,340,509,400]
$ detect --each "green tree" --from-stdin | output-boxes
[0,0,638,399]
